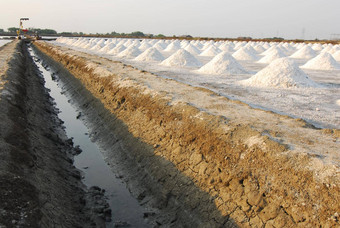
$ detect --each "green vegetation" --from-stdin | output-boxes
[7,27,19,33]
[29,28,57,35]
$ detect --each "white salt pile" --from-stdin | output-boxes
[164,41,181,52]
[232,47,258,61]
[312,43,323,51]
[199,45,221,57]
[154,40,167,49]
[107,44,126,55]
[253,45,266,54]
[219,43,235,52]
[197,52,248,75]
[139,42,152,51]
[80,41,95,49]
[134,47,165,62]
[261,46,284,56]
[332,50,340,62]
[117,46,142,58]
[99,43,116,53]
[234,42,246,50]
[290,45,316,59]
[90,42,105,51]
[257,47,287,64]
[240,58,317,88]
[244,44,258,55]
[184,44,201,55]
[160,49,202,67]
[301,52,340,70]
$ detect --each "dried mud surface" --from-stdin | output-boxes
[0,41,108,227]
[33,41,339,227]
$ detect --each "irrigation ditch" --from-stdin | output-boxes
[31,41,235,227]
[0,40,339,227]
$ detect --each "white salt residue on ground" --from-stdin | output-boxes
[52,38,340,129]
[0,40,12,48]
[302,52,340,70]
[240,58,318,88]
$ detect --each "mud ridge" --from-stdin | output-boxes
[33,41,339,227]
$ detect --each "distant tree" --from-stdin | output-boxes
[0,28,4,33]
[110,31,120,36]
[8,27,19,33]
[155,34,165,38]
[60,32,72,36]
[29,28,57,35]
[129,31,145,37]
[272,37,284,40]
[42,29,57,35]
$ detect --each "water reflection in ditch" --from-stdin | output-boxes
[29,47,149,227]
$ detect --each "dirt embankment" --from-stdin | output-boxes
[33,41,339,227]
[0,41,109,227]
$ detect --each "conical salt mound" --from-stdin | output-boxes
[312,43,323,51]
[90,42,105,51]
[134,47,165,62]
[232,47,258,61]
[197,52,248,75]
[199,45,221,57]
[253,45,266,54]
[99,43,116,53]
[332,50,340,62]
[184,44,201,55]
[139,42,152,52]
[301,52,340,70]
[219,43,235,52]
[160,49,202,67]
[240,58,317,88]
[164,42,181,52]
[107,44,126,55]
[290,45,316,59]
[244,44,258,55]
[117,46,142,58]
[257,48,287,64]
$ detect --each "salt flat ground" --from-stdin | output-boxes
[52,39,340,129]
[0,40,12,48]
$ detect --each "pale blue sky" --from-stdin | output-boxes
[1,0,339,39]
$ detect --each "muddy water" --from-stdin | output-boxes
[29,47,149,227]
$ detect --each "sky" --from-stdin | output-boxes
[1,0,339,40]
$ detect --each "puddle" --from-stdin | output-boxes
[29,47,149,227]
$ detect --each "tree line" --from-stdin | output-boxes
[0,27,166,38]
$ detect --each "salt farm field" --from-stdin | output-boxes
[54,37,340,129]
[0,40,12,47]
